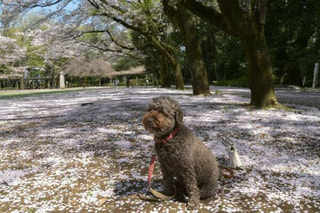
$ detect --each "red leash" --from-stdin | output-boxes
[142,128,180,200]
[148,127,180,186]
[147,152,157,188]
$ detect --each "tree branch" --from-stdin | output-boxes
[75,29,135,51]
[79,40,124,53]
[1,0,64,8]
[180,0,236,36]
[104,29,135,51]
[87,1,180,67]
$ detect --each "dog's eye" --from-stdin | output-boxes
[158,109,164,113]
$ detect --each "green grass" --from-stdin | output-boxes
[0,87,105,100]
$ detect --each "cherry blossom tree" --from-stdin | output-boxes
[0,34,27,88]
[0,0,185,90]
[64,57,114,78]
[0,35,26,65]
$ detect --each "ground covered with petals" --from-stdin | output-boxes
[0,87,319,212]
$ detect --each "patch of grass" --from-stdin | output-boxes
[245,103,294,111]
[215,76,248,87]
[214,90,222,95]
[0,87,106,100]
[265,103,295,111]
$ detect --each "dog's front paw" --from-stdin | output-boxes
[187,198,199,210]
[162,182,175,196]
[162,188,175,196]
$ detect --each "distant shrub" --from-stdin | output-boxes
[215,75,248,87]
[214,90,222,95]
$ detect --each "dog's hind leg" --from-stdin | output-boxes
[200,181,216,199]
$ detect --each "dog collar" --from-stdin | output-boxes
[155,127,180,143]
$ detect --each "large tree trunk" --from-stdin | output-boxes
[218,0,277,107]
[163,0,210,95]
[173,62,184,90]
[242,34,277,107]
[177,8,210,95]
[181,0,278,107]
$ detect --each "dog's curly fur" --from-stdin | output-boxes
[143,96,219,209]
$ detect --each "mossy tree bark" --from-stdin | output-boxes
[242,33,277,107]
[150,36,184,90]
[181,0,278,107]
[163,0,210,95]
[159,54,171,88]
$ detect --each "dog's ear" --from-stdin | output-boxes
[174,104,183,125]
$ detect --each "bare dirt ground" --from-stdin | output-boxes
[0,87,319,212]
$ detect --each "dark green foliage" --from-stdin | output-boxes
[214,33,246,81]
[215,75,248,87]
[199,23,246,85]
[266,0,320,86]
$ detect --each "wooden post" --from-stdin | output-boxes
[60,71,65,89]
[313,63,319,89]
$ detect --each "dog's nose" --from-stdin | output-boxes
[147,117,155,124]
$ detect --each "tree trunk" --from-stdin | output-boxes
[177,8,210,95]
[181,0,278,107]
[150,36,184,90]
[173,62,184,90]
[51,66,55,89]
[217,0,277,107]
[241,34,277,107]
[159,55,171,88]
[202,25,218,82]
[163,1,210,95]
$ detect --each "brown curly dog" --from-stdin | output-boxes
[143,96,219,209]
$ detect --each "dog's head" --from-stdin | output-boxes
[143,96,183,137]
